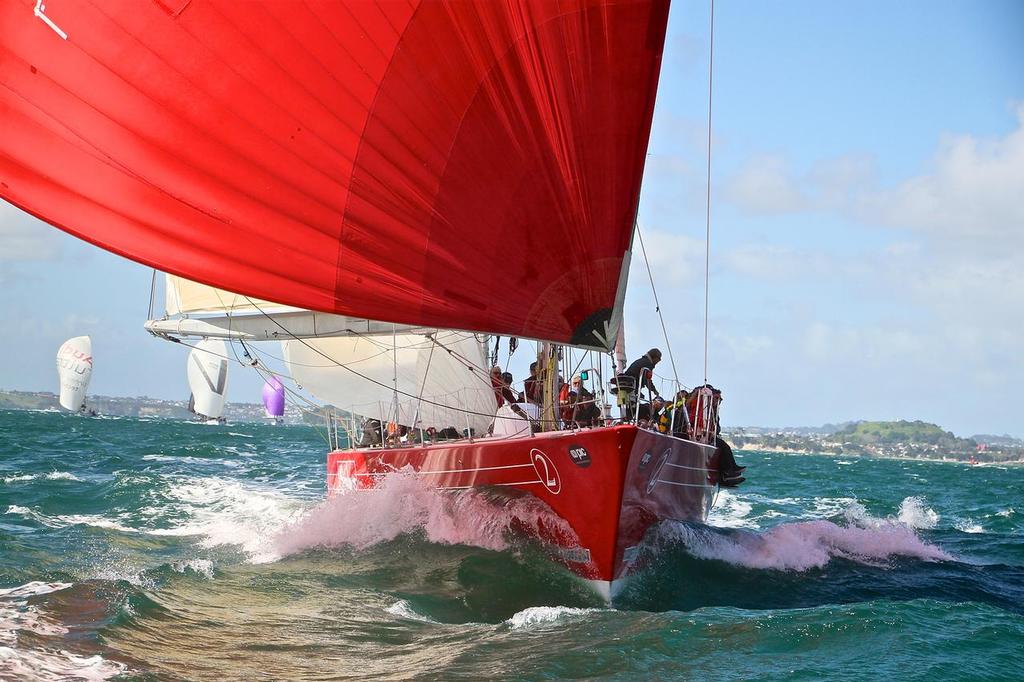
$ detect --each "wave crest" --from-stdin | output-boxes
[273,470,577,558]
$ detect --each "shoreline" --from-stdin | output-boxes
[733,444,1024,466]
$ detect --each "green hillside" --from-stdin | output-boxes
[834,420,974,448]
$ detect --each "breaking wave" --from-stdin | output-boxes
[656,496,953,571]
[273,470,578,558]
[0,582,127,681]
[2,471,82,483]
[505,606,603,630]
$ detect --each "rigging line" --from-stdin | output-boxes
[391,324,399,425]
[634,223,679,385]
[421,334,494,392]
[161,335,334,444]
[243,343,327,411]
[193,331,454,370]
[147,269,157,321]
[411,334,437,431]
[218,296,556,429]
[161,290,497,418]
[243,345,333,446]
[703,0,716,385]
[241,299,510,423]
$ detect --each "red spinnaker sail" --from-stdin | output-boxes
[0,0,668,349]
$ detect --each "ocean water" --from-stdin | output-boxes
[1,409,1022,681]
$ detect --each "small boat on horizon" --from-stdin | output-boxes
[55,336,94,416]
[187,340,229,426]
[262,376,285,426]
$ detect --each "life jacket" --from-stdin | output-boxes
[558,383,573,423]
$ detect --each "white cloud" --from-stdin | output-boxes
[722,104,1024,250]
[723,244,836,281]
[802,321,930,367]
[717,107,1024,331]
[630,225,705,288]
[724,155,807,214]
[867,105,1024,243]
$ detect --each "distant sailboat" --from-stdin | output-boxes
[55,336,93,414]
[187,340,229,425]
[262,376,285,425]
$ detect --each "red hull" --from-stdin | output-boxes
[327,426,718,598]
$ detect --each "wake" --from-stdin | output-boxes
[657,496,954,571]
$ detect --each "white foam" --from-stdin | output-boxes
[2,471,81,483]
[706,489,756,529]
[812,497,862,518]
[90,563,153,588]
[143,477,308,562]
[0,582,72,599]
[896,496,939,530]
[954,520,985,534]
[0,646,127,681]
[170,559,215,579]
[273,470,578,559]
[3,507,138,533]
[386,600,438,623]
[660,518,953,571]
[0,581,88,681]
[995,508,1015,518]
[506,606,601,630]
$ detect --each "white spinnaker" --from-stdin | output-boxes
[187,339,230,419]
[283,331,495,434]
[56,336,92,411]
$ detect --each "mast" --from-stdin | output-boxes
[539,343,559,432]
[613,319,627,375]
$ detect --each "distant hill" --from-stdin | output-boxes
[972,433,1024,447]
[727,419,1024,463]
[833,420,974,448]
[0,389,307,424]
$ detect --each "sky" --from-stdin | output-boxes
[1,1,1022,437]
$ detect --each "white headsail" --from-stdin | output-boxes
[56,336,93,412]
[187,339,230,420]
[282,331,495,435]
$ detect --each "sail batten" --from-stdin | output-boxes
[1,0,669,350]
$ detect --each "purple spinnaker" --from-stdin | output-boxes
[262,376,285,417]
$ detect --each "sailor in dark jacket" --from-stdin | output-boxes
[624,348,662,398]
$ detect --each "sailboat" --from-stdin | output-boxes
[262,376,285,425]
[55,336,93,414]
[0,0,723,599]
[187,339,229,425]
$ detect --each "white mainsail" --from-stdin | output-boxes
[282,331,495,435]
[56,336,93,412]
[187,339,230,419]
[149,274,421,341]
[165,275,296,316]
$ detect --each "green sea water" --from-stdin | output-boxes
[1,409,1022,680]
